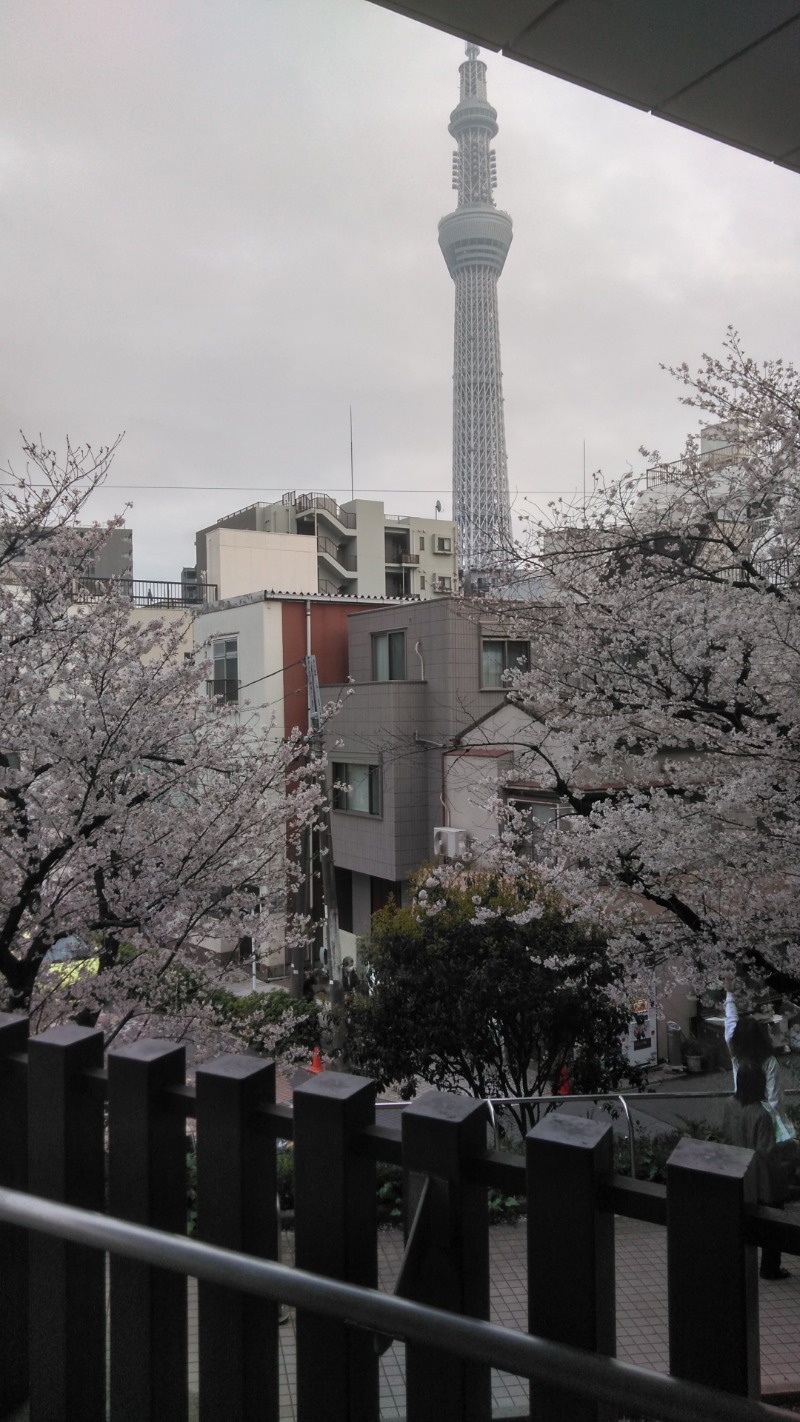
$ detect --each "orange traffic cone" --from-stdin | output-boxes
[309,1046,324,1074]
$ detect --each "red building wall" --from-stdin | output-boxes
[281,602,366,736]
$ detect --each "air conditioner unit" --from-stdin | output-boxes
[433,826,469,858]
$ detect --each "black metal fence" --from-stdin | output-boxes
[73,577,218,607]
[0,1013,797,1422]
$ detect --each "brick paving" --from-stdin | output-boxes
[185,1209,800,1419]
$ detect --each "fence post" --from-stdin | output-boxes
[527,1113,615,1422]
[667,1136,760,1397]
[108,1039,188,1422]
[293,1071,378,1422]
[401,1091,491,1422]
[196,1053,279,1422]
[27,1025,106,1422]
[0,1013,30,1415]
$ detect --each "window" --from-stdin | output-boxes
[481,638,529,688]
[435,536,452,553]
[507,795,559,860]
[372,630,406,681]
[210,637,239,703]
[419,535,425,551]
[332,761,381,816]
[420,574,426,590]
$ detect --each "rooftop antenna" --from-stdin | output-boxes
[349,406,354,502]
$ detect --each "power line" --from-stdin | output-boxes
[237,657,306,693]
[0,482,561,498]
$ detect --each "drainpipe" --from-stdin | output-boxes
[291,599,315,1000]
[441,750,449,829]
[414,639,425,680]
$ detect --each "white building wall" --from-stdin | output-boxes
[193,597,287,743]
[418,517,458,593]
[443,750,514,854]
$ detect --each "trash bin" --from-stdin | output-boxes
[667,1021,683,1066]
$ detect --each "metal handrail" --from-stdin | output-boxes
[294,492,357,529]
[0,1186,791,1422]
[379,1087,800,1179]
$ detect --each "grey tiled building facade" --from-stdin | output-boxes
[321,597,515,938]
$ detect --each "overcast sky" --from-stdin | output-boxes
[3,0,800,581]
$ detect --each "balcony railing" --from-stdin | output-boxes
[294,492,356,529]
[0,1015,796,1422]
[317,535,357,572]
[74,577,218,608]
[715,556,797,588]
[645,442,744,489]
[206,677,239,704]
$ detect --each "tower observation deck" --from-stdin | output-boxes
[439,44,512,577]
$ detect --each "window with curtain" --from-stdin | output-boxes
[481,638,529,688]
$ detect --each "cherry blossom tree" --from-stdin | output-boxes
[498,332,800,997]
[0,439,321,1041]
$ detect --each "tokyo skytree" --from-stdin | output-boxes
[439,44,513,577]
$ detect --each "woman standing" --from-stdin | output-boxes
[724,985,796,1145]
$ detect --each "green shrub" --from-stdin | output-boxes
[376,1163,403,1225]
[487,1188,525,1223]
[277,1144,295,1212]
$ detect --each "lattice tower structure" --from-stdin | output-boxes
[439,44,513,576]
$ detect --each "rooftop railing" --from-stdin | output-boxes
[74,577,218,607]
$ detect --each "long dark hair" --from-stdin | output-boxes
[735,1059,767,1106]
[731,1015,772,1065]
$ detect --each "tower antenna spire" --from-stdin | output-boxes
[438,44,513,582]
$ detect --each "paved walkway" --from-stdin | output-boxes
[186,1210,800,1419]
[209,1045,800,1415]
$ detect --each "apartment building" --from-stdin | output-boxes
[193,492,458,600]
[318,596,533,961]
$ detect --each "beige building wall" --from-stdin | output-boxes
[204,528,318,600]
[127,605,195,661]
[345,500,386,597]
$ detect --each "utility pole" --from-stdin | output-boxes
[304,654,341,993]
